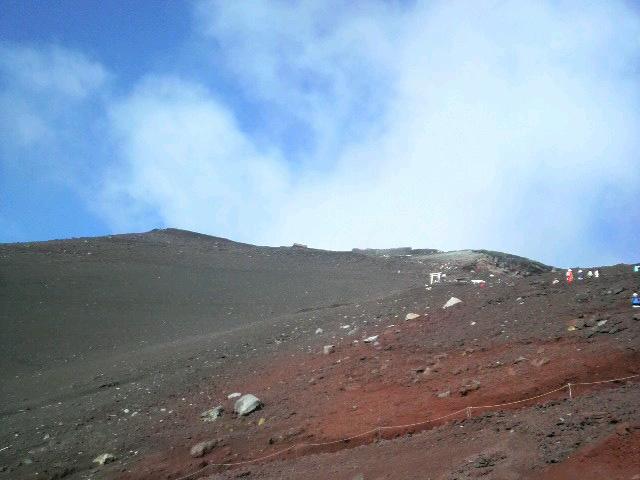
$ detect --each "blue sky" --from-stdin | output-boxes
[1,0,639,267]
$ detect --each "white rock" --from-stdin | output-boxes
[405,313,420,320]
[315,328,323,334]
[227,392,241,399]
[443,297,462,309]
[323,345,335,355]
[234,394,263,416]
[93,453,116,465]
[363,335,378,343]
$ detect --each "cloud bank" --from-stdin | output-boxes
[3,1,640,266]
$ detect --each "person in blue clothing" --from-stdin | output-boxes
[633,293,640,308]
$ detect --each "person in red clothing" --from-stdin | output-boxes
[566,268,574,284]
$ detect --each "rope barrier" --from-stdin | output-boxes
[571,373,639,386]
[172,372,639,480]
[468,384,569,411]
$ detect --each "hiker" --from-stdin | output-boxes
[577,269,584,281]
[587,270,593,278]
[633,293,640,308]
[566,269,574,284]
[594,270,600,278]
[634,265,640,273]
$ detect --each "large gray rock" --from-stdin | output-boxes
[234,394,263,416]
[190,439,218,458]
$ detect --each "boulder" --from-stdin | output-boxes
[459,380,480,396]
[584,317,597,328]
[200,405,224,422]
[190,439,218,458]
[93,453,116,466]
[363,335,379,343]
[315,328,323,334]
[234,394,263,416]
[405,313,420,320]
[443,297,462,309]
[323,345,335,355]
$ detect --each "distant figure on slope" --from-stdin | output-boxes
[566,269,574,284]
[587,270,593,278]
[594,270,600,278]
[633,293,640,308]
[577,269,584,281]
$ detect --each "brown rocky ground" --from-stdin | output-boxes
[1,229,639,479]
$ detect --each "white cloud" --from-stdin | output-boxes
[0,43,110,156]
[100,77,289,240]
[99,1,640,265]
[195,0,403,164]
[0,43,109,99]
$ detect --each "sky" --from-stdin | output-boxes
[1,0,639,267]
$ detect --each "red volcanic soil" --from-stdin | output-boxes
[1,230,639,480]
[123,335,640,480]
[532,429,640,480]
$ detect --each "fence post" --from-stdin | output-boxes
[568,383,572,399]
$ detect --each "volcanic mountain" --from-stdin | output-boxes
[1,229,638,479]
